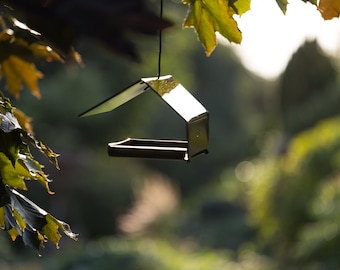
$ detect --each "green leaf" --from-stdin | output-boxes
[24,133,60,169]
[19,153,54,194]
[0,97,26,165]
[0,153,30,190]
[183,0,242,56]
[42,214,61,248]
[0,148,54,194]
[0,93,59,169]
[0,129,23,166]
[0,188,78,252]
[0,94,58,194]
[276,0,288,14]
[305,0,318,5]
[232,0,251,16]
[12,208,26,232]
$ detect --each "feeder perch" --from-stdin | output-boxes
[80,75,209,161]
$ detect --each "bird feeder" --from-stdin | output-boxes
[80,75,209,161]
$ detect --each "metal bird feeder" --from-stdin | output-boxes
[80,75,209,161]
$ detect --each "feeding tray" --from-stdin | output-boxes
[80,75,209,161]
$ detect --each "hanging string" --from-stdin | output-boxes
[157,0,163,79]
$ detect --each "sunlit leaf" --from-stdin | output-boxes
[276,0,288,14]
[232,0,251,16]
[12,208,26,232]
[29,43,63,62]
[0,129,23,166]
[42,214,61,248]
[24,133,60,169]
[50,215,78,241]
[0,94,59,170]
[19,153,54,194]
[318,0,340,20]
[0,29,62,99]
[183,0,242,56]
[305,0,318,6]
[0,160,26,190]
[0,188,78,252]
[13,108,33,135]
[8,227,19,241]
[1,55,43,99]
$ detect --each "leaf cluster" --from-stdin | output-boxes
[0,0,338,255]
[0,18,62,98]
[183,0,340,56]
[0,0,173,61]
[0,0,175,253]
[0,94,77,252]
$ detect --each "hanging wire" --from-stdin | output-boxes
[157,0,163,78]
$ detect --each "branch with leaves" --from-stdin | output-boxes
[0,0,338,254]
[182,0,340,56]
[0,0,172,254]
[0,93,77,252]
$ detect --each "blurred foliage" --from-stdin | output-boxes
[44,237,277,270]
[0,0,172,60]
[246,116,340,269]
[0,0,339,269]
[280,40,338,135]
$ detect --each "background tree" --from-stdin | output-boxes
[0,0,338,267]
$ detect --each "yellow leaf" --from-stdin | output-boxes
[184,0,217,55]
[8,227,19,241]
[233,0,251,16]
[1,55,43,99]
[29,43,63,62]
[42,214,62,248]
[12,208,26,232]
[0,153,28,190]
[183,0,242,56]
[319,0,340,19]
[13,108,34,135]
[44,214,78,246]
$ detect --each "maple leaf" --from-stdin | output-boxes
[12,108,33,135]
[1,55,43,99]
[0,94,59,193]
[0,185,77,252]
[183,0,244,56]
[231,0,251,16]
[304,0,318,5]
[0,110,24,166]
[276,0,288,14]
[0,29,62,99]
[318,0,340,20]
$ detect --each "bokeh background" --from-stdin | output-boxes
[1,1,340,269]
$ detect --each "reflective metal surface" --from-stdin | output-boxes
[80,75,209,161]
[108,138,189,160]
